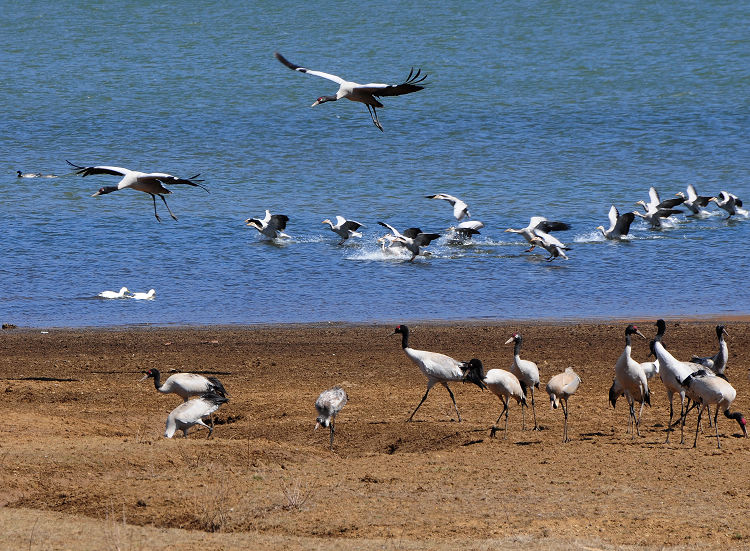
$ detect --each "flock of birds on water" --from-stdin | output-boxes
[14,52,747,263]
[13,52,749,447]
[142,319,746,451]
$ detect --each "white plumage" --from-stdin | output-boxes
[322,216,363,245]
[67,161,207,222]
[612,325,650,438]
[545,367,581,443]
[425,193,471,221]
[394,325,482,422]
[275,52,426,131]
[378,222,441,261]
[597,205,635,240]
[691,325,729,375]
[141,368,228,402]
[505,333,540,430]
[447,220,484,241]
[710,191,747,218]
[675,185,712,216]
[315,386,348,449]
[680,370,747,448]
[462,358,526,439]
[164,392,229,438]
[528,233,570,261]
[505,216,571,252]
[131,289,156,300]
[245,209,290,239]
[98,287,130,299]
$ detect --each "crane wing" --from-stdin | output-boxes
[362,68,427,97]
[275,52,345,85]
[66,160,129,178]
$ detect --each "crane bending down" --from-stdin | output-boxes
[275,52,427,131]
[67,161,207,222]
[164,391,229,438]
[462,358,525,439]
[315,386,348,449]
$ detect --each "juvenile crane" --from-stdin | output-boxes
[315,386,348,449]
[505,333,540,430]
[546,367,582,443]
[275,52,427,131]
[393,325,484,422]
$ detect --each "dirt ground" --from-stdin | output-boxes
[1,321,749,550]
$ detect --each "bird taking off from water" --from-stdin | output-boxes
[275,52,427,131]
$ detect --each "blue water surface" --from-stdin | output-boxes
[1,1,749,327]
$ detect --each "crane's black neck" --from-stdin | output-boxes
[654,320,666,342]
[398,326,410,349]
[513,337,522,357]
[98,185,119,195]
[149,369,162,390]
[317,95,337,104]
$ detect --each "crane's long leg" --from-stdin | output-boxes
[714,410,721,449]
[503,399,510,438]
[150,195,162,222]
[521,400,526,430]
[679,395,686,444]
[366,105,384,132]
[693,404,705,448]
[629,400,637,439]
[159,194,178,220]
[329,417,335,450]
[442,382,461,422]
[531,387,538,430]
[561,398,569,443]
[407,382,434,422]
[491,398,508,438]
[665,392,674,443]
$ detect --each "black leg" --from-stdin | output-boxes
[150,194,162,222]
[408,384,432,422]
[443,382,461,422]
[159,194,178,220]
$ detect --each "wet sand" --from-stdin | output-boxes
[1,321,748,550]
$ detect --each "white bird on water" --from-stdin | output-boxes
[545,367,581,443]
[322,216,363,245]
[245,210,291,239]
[315,386,348,449]
[67,161,208,222]
[377,222,440,261]
[461,358,526,439]
[425,193,470,221]
[275,52,427,132]
[447,220,484,241]
[597,205,635,240]
[504,217,571,251]
[131,289,156,300]
[528,234,570,261]
[17,170,57,178]
[98,287,130,299]
[675,184,713,216]
[164,391,229,438]
[393,325,484,422]
[710,191,747,218]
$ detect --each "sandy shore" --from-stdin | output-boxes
[1,321,748,550]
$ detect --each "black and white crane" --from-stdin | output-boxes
[461,358,525,439]
[164,391,229,438]
[245,210,291,239]
[680,370,747,448]
[504,333,540,430]
[545,367,582,443]
[597,205,635,240]
[653,319,703,444]
[322,216,363,244]
[315,386,348,449]
[393,325,483,422]
[425,193,470,221]
[275,52,427,131]
[377,222,440,261]
[67,161,207,222]
[141,368,228,402]
[612,325,650,439]
[691,325,729,375]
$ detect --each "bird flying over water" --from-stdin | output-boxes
[245,210,291,239]
[504,217,570,252]
[425,194,470,221]
[596,205,635,240]
[67,161,207,222]
[275,52,427,131]
[322,216,363,244]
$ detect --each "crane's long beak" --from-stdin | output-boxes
[311,100,321,107]
[314,422,321,431]
[504,337,514,345]
[635,329,646,339]
[139,373,149,382]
